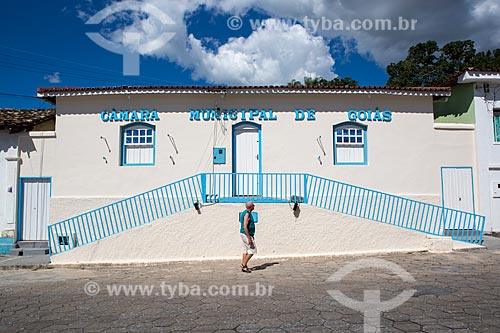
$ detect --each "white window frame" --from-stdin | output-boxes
[121,123,155,166]
[333,122,367,165]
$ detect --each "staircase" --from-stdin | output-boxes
[10,241,49,256]
[47,173,486,256]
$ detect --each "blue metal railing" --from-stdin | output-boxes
[48,175,203,255]
[305,175,485,245]
[48,172,485,255]
[202,173,306,203]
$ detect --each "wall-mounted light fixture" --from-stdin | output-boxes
[100,136,111,153]
[193,201,202,214]
[484,83,490,94]
[317,136,326,156]
[290,195,303,218]
[167,134,179,154]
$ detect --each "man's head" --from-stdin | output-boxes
[246,201,255,211]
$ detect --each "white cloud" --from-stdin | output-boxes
[185,20,335,85]
[92,1,335,84]
[44,72,61,84]
[78,0,500,83]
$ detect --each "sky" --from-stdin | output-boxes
[1,0,500,109]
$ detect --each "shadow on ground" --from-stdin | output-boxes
[251,262,279,271]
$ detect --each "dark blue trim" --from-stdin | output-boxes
[232,121,262,174]
[17,177,52,241]
[232,122,263,197]
[120,122,156,166]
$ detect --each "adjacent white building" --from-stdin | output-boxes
[456,70,500,233]
[0,109,55,252]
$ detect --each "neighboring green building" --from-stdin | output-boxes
[434,83,475,124]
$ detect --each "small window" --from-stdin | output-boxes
[121,123,155,166]
[333,122,367,165]
[494,111,500,143]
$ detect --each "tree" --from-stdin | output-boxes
[387,40,500,87]
[474,49,500,69]
[287,76,358,87]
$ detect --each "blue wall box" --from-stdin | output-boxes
[213,148,226,164]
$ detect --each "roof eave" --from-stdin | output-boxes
[458,70,500,84]
[37,87,451,98]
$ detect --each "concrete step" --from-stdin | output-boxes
[9,241,50,256]
[16,241,48,249]
[22,248,49,256]
[9,248,49,256]
[9,248,23,256]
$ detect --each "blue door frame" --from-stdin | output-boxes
[17,177,52,241]
[232,122,263,196]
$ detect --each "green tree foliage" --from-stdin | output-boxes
[387,40,500,87]
[287,76,358,87]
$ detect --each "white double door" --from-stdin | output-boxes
[234,124,260,196]
[441,167,474,213]
[20,178,51,241]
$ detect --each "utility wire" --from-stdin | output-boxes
[0,52,157,86]
[0,92,39,99]
[0,61,145,86]
[0,44,187,86]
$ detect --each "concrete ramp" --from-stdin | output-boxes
[50,204,480,265]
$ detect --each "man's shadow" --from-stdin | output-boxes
[251,262,279,271]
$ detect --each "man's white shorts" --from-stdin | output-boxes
[240,234,257,254]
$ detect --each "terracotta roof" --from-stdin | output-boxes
[37,85,451,103]
[0,108,55,133]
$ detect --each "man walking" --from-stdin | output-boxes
[240,201,256,273]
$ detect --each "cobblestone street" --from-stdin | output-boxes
[0,248,500,332]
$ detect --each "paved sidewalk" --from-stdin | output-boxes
[0,254,49,269]
[0,248,500,332]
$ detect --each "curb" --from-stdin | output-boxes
[0,264,51,271]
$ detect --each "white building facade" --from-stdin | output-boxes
[457,71,500,233]
[5,85,483,263]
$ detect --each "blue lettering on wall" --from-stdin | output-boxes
[348,110,357,121]
[100,109,160,122]
[307,109,316,121]
[189,109,280,121]
[348,108,392,122]
[268,110,277,120]
[187,108,317,121]
[295,109,305,121]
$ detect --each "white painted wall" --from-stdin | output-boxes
[472,84,500,232]
[13,90,481,263]
[51,202,475,265]
[23,93,475,201]
[0,131,19,237]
